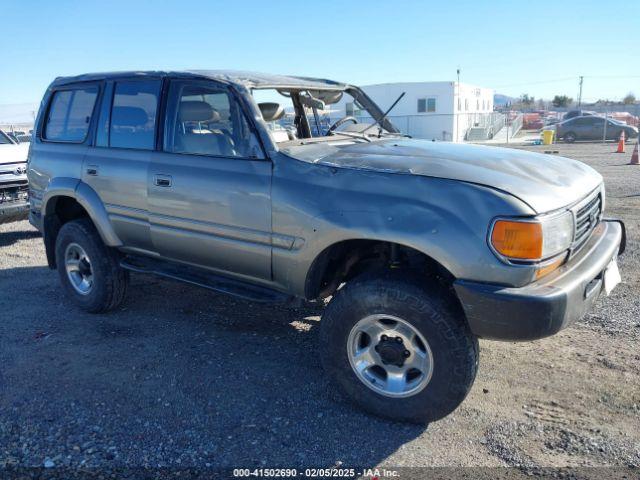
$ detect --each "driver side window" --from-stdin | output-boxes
[164,82,263,159]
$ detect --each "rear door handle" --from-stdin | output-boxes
[154,174,172,187]
[86,165,99,176]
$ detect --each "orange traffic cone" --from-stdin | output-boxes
[615,131,625,153]
[630,141,639,165]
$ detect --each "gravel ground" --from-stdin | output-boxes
[0,142,639,477]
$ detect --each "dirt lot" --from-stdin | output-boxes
[1,143,639,476]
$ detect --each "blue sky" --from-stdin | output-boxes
[1,0,639,105]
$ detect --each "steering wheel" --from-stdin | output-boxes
[327,116,358,134]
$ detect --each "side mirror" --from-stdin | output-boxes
[299,94,325,110]
[308,90,343,105]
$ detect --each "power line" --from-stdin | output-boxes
[493,77,575,88]
[493,74,640,90]
[586,75,640,79]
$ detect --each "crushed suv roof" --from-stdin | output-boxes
[50,70,348,90]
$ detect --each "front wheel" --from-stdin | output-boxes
[564,131,577,143]
[319,272,479,424]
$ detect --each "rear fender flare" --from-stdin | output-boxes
[42,178,122,247]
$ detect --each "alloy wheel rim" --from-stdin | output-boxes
[347,314,434,398]
[64,243,93,295]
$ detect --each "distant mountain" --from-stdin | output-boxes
[494,94,515,107]
[0,103,39,124]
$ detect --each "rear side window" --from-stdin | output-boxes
[109,80,161,150]
[44,86,98,142]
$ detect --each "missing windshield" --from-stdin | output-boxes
[251,87,402,144]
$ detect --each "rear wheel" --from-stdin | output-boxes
[564,131,577,143]
[319,272,479,424]
[55,218,128,313]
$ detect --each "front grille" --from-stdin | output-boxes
[0,162,27,176]
[0,161,28,189]
[0,178,28,187]
[0,184,29,204]
[573,192,601,250]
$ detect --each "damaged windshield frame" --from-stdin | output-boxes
[250,86,403,145]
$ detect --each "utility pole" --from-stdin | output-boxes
[578,76,584,107]
[456,67,460,143]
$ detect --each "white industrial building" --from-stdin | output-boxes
[331,81,500,142]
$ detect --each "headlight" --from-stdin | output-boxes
[490,211,574,261]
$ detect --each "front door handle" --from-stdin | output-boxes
[154,174,172,187]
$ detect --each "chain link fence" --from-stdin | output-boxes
[344,112,508,142]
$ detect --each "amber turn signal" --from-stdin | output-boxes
[535,255,566,280]
[491,220,543,260]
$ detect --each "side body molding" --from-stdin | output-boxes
[42,178,123,247]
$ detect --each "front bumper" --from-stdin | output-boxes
[454,219,625,341]
[0,199,30,224]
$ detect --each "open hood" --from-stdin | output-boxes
[281,139,602,213]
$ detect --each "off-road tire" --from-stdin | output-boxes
[55,218,128,313]
[319,271,479,424]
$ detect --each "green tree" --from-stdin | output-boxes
[520,93,535,106]
[552,95,572,108]
[623,92,636,104]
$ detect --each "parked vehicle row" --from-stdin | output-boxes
[3,129,33,144]
[502,109,639,143]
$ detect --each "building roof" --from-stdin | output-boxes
[363,81,494,92]
[50,70,348,90]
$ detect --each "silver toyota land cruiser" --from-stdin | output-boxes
[27,71,625,423]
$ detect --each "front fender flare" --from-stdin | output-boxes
[286,208,465,299]
[307,208,464,277]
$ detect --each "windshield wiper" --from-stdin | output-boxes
[361,91,406,136]
[377,130,411,138]
[328,130,372,142]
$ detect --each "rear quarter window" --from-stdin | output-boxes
[109,80,161,150]
[44,86,98,142]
